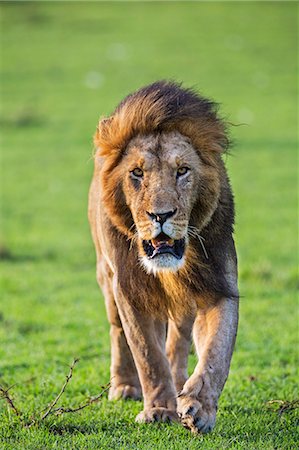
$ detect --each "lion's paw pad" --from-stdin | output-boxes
[177,395,216,434]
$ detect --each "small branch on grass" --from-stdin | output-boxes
[0,357,110,428]
[0,385,21,417]
[40,357,79,421]
[265,399,299,417]
[51,384,111,416]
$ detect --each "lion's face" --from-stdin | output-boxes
[118,131,220,274]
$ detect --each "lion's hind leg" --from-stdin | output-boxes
[105,286,142,400]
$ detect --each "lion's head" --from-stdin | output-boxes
[114,131,221,274]
[94,81,229,275]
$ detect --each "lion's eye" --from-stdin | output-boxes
[177,167,190,177]
[131,167,143,178]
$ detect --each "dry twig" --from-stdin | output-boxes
[40,357,79,421]
[52,384,110,416]
[0,385,21,417]
[0,357,110,428]
[265,399,299,417]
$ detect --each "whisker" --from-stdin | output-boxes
[188,226,208,259]
[128,223,136,232]
[128,232,138,251]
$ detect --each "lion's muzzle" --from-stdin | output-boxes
[138,208,188,272]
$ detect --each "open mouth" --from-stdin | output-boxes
[142,233,185,260]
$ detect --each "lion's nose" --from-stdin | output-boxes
[146,209,177,225]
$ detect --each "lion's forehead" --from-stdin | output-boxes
[125,131,201,170]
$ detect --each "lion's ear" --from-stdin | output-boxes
[94,117,115,156]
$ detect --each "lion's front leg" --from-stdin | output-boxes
[113,278,178,424]
[177,296,239,433]
[166,315,194,393]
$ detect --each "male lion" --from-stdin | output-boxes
[88,81,239,433]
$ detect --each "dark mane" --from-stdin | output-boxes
[94,80,228,156]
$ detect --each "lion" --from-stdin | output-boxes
[88,81,239,433]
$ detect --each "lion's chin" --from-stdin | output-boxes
[141,253,186,275]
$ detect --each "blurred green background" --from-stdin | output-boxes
[1,2,298,449]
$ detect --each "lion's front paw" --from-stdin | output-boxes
[135,407,179,423]
[109,384,142,401]
[177,394,216,434]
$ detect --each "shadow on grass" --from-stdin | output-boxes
[0,362,31,378]
[0,109,46,128]
[46,417,182,438]
[47,417,130,436]
[0,246,58,263]
[48,422,99,436]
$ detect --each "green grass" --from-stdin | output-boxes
[1,2,298,449]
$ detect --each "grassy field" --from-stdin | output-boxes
[1,2,298,449]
